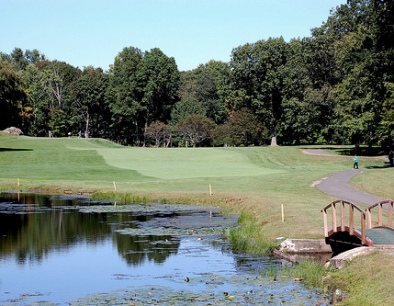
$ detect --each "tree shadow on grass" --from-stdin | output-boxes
[0,148,33,152]
[300,146,387,157]
[365,162,393,169]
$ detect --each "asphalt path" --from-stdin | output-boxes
[317,169,385,205]
[303,150,386,206]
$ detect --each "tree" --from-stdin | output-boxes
[145,121,171,147]
[228,38,289,135]
[9,48,46,71]
[105,47,145,144]
[70,66,109,138]
[0,60,27,130]
[24,49,47,65]
[378,81,394,148]
[22,64,51,135]
[140,48,180,145]
[170,98,207,126]
[106,47,180,145]
[30,60,80,136]
[190,61,229,124]
[320,0,385,145]
[176,114,215,147]
[48,109,68,137]
[10,47,28,71]
[214,108,268,146]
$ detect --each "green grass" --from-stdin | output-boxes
[323,251,394,305]
[1,133,393,305]
[0,134,386,237]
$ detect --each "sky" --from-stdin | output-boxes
[1,0,346,72]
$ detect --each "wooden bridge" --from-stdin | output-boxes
[322,200,394,254]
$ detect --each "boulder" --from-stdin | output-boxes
[2,127,23,135]
[279,238,332,253]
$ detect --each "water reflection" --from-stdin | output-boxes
[0,193,182,266]
[117,234,180,265]
[0,192,329,305]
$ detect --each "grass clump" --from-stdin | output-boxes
[92,191,148,205]
[323,251,394,306]
[288,260,329,289]
[228,211,277,254]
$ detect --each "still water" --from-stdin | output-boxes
[0,192,329,305]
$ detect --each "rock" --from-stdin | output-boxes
[2,127,23,135]
[279,239,332,254]
[329,246,374,269]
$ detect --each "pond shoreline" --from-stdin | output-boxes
[0,191,334,305]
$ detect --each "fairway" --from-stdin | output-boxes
[0,135,385,199]
[94,147,286,179]
[0,136,295,190]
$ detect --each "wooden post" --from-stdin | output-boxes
[281,204,284,223]
[17,178,20,187]
[378,203,383,226]
[349,204,354,235]
[322,209,328,237]
[209,184,212,196]
[366,208,372,229]
[332,203,337,233]
[340,201,345,232]
[113,181,117,191]
[361,212,367,245]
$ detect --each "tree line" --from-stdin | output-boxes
[1,0,393,148]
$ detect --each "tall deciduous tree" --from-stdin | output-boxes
[31,60,80,136]
[106,47,180,145]
[22,64,50,135]
[170,98,207,126]
[228,38,288,136]
[106,47,144,144]
[0,60,27,130]
[145,121,171,147]
[190,61,229,124]
[140,48,180,145]
[71,66,109,138]
[322,0,384,145]
[214,108,268,146]
[10,48,28,71]
[176,114,215,147]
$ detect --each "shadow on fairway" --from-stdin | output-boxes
[300,146,387,156]
[365,163,393,169]
[0,148,33,152]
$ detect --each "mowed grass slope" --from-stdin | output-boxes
[0,136,148,187]
[0,133,386,240]
[0,134,355,194]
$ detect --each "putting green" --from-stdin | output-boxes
[94,147,286,180]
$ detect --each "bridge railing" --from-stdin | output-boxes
[321,200,367,245]
[366,200,394,229]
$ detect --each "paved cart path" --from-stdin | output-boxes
[317,169,385,205]
[303,150,386,205]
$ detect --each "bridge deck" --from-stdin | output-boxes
[366,228,394,245]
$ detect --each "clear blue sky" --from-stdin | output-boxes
[1,0,346,72]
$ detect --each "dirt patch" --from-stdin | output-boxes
[310,177,327,187]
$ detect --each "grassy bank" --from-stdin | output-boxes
[1,133,393,304]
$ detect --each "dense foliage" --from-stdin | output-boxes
[1,0,393,148]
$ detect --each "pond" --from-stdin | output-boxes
[0,192,330,305]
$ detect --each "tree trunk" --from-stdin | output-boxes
[84,111,89,138]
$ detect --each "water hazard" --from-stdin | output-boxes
[0,192,330,305]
